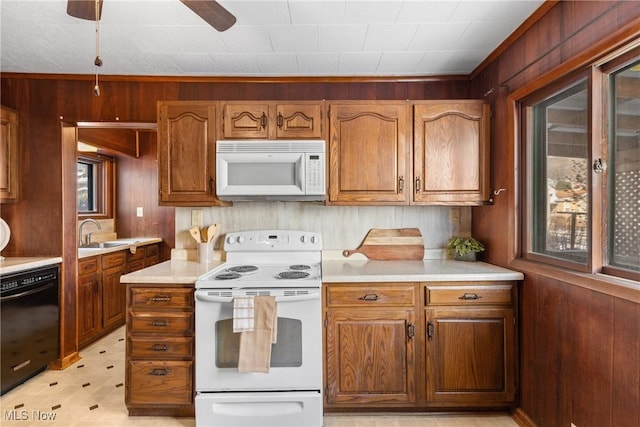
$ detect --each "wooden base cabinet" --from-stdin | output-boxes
[78,251,126,347]
[424,282,517,407]
[323,281,517,411]
[125,284,194,416]
[324,283,418,407]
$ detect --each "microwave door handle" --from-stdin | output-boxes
[195,293,320,303]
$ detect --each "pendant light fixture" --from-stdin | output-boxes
[93,0,102,96]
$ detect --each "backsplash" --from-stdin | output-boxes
[174,203,470,252]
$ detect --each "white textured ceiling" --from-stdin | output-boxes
[0,0,544,77]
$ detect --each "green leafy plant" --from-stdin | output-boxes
[446,236,485,257]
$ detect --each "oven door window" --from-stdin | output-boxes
[215,318,302,368]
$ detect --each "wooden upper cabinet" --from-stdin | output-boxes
[157,101,223,206]
[221,101,324,139]
[413,101,491,205]
[1,106,19,203]
[328,102,410,204]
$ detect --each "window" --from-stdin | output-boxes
[606,58,640,277]
[77,153,114,218]
[522,48,640,282]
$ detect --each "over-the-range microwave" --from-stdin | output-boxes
[216,140,326,201]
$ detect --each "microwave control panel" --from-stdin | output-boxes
[305,153,325,194]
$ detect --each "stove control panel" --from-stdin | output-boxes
[224,229,322,251]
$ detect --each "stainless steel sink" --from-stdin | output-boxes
[79,241,128,249]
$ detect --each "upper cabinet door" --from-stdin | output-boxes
[413,101,491,205]
[328,102,410,205]
[222,103,270,139]
[274,103,323,139]
[0,106,19,203]
[157,101,222,206]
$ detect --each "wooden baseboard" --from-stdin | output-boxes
[512,407,536,427]
[50,351,81,370]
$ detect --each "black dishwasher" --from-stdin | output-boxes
[1,265,59,395]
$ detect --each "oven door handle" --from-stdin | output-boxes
[195,293,320,303]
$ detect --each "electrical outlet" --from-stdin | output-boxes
[191,209,204,227]
[136,207,143,217]
[449,207,461,224]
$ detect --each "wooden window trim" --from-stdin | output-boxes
[78,152,115,220]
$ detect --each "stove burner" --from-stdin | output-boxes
[277,271,310,280]
[289,264,311,270]
[215,272,242,280]
[227,265,258,274]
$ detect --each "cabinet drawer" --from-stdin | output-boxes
[127,259,145,273]
[326,284,416,307]
[103,251,126,269]
[127,247,145,262]
[426,283,513,306]
[129,311,193,334]
[78,257,99,275]
[128,361,193,405]
[145,244,159,257]
[129,336,193,359]
[130,288,193,308]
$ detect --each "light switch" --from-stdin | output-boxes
[136,207,143,217]
[191,209,204,226]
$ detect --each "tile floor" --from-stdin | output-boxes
[0,326,518,427]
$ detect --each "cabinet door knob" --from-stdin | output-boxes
[407,322,415,339]
[277,112,284,128]
[415,177,421,193]
[398,176,404,193]
[427,321,434,341]
[260,113,267,129]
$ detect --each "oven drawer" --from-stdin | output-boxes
[130,288,193,308]
[129,311,194,334]
[326,284,416,307]
[128,360,193,405]
[129,336,193,359]
[425,282,514,306]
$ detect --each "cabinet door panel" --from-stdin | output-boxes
[158,102,218,205]
[275,103,323,139]
[425,307,515,406]
[329,102,410,204]
[414,101,490,204]
[326,309,415,405]
[222,103,269,139]
[78,273,101,345]
[0,106,18,202]
[102,264,126,329]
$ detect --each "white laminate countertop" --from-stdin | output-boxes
[78,237,162,259]
[322,259,524,282]
[0,257,63,275]
[120,259,223,284]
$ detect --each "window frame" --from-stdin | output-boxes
[516,46,640,284]
[77,152,115,220]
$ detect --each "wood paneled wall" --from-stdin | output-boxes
[0,74,469,365]
[469,2,640,426]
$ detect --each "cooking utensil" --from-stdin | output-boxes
[207,224,221,244]
[342,228,424,260]
[189,226,202,243]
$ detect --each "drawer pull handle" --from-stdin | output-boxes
[151,320,169,327]
[459,293,481,300]
[151,344,168,352]
[151,368,169,376]
[149,295,171,302]
[359,294,379,301]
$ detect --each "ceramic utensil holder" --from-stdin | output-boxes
[198,242,214,264]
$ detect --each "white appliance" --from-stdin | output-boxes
[194,229,323,427]
[216,140,326,201]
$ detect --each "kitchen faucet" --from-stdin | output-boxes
[78,219,101,246]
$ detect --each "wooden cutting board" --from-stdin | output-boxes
[342,228,424,260]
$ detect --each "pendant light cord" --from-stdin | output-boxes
[94,0,102,96]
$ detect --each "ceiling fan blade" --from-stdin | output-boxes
[180,0,236,32]
[67,0,103,21]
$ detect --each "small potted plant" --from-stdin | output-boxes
[446,236,485,261]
